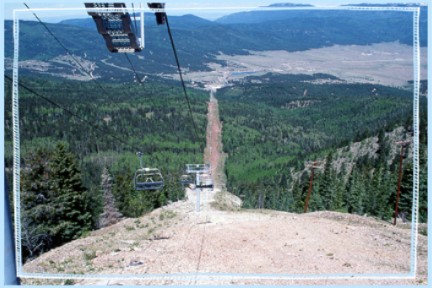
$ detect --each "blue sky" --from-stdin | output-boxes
[3,0,426,22]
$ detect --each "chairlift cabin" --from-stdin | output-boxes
[133,152,164,191]
[85,3,144,53]
[184,164,213,189]
[196,173,213,189]
[134,167,164,191]
[180,174,194,186]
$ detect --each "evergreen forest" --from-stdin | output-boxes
[4,76,208,261]
[217,73,427,222]
[4,71,427,262]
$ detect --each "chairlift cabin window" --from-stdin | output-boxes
[180,174,194,185]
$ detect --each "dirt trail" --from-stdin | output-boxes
[203,89,226,192]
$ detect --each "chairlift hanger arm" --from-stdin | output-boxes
[148,2,167,25]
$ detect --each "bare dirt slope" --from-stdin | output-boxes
[21,197,428,286]
[203,89,228,193]
[21,92,427,286]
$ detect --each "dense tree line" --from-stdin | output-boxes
[20,143,93,260]
[217,73,427,222]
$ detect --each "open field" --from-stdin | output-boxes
[184,42,427,89]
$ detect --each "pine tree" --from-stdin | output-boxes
[309,183,324,212]
[20,210,52,260]
[49,143,93,246]
[418,148,427,223]
[319,152,335,210]
[384,170,396,216]
[291,173,308,213]
[346,167,366,215]
[98,167,123,228]
[362,169,374,216]
[417,108,427,223]
[20,149,53,260]
[290,180,301,212]
[398,144,427,223]
[376,129,390,165]
[112,172,132,215]
[368,166,383,216]
[20,145,94,258]
[344,165,355,212]
[333,177,346,211]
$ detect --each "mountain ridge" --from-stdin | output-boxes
[5,7,427,82]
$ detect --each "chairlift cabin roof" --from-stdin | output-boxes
[85,3,142,53]
[137,167,162,173]
[185,164,210,174]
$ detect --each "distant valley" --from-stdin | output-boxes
[185,42,427,89]
[4,6,428,86]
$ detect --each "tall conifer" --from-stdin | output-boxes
[49,143,92,246]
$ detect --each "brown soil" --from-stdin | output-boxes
[21,201,428,286]
[203,90,226,191]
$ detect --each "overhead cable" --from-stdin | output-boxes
[164,15,201,144]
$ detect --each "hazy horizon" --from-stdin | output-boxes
[3,0,426,23]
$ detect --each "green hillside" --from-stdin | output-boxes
[217,73,426,220]
[4,76,208,260]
